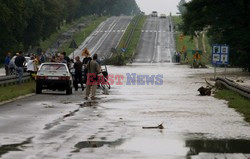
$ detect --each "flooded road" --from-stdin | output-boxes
[1,64,250,158]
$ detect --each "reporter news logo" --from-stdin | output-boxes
[86,73,163,86]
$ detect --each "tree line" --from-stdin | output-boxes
[179,0,250,71]
[0,0,140,61]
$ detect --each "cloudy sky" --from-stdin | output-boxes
[135,0,190,15]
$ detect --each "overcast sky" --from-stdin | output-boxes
[135,0,190,15]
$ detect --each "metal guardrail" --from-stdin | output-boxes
[0,73,31,86]
[216,77,250,99]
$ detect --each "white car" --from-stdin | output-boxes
[151,11,158,17]
[160,14,167,18]
[36,63,73,95]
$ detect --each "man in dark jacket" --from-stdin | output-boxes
[15,51,26,84]
[62,52,70,67]
[74,56,84,91]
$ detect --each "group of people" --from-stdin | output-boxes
[4,52,46,77]
[73,48,101,100]
[3,48,101,99]
[4,51,29,84]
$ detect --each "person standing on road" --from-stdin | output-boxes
[15,51,26,84]
[59,53,67,64]
[85,54,100,100]
[4,52,11,76]
[40,52,46,64]
[27,56,36,77]
[82,48,92,65]
[82,48,92,83]
[74,56,84,91]
[62,52,70,67]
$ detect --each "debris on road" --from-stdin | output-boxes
[198,86,212,96]
[142,123,164,129]
[63,109,79,118]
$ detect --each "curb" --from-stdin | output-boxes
[0,93,36,106]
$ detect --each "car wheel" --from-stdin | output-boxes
[36,84,42,94]
[66,86,72,95]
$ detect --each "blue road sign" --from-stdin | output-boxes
[121,48,126,52]
[212,44,229,65]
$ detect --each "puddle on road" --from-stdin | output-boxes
[116,134,250,158]
[186,139,250,156]
[78,101,98,108]
[44,109,80,130]
[73,139,124,152]
[0,138,32,157]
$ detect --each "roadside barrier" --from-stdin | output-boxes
[0,73,31,87]
[216,77,250,99]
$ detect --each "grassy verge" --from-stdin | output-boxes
[58,16,108,55]
[172,16,211,65]
[107,15,146,65]
[40,16,90,52]
[0,81,35,102]
[215,88,250,123]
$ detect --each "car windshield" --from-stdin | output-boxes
[40,64,67,72]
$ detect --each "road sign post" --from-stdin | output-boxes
[212,44,229,79]
[69,40,78,61]
[192,50,202,68]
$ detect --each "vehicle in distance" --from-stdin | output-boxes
[151,11,158,17]
[36,63,73,95]
[160,14,167,18]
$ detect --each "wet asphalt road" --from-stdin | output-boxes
[134,16,175,63]
[1,65,250,159]
[72,16,132,60]
[1,16,250,159]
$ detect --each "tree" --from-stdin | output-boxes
[181,0,250,71]
[177,0,187,14]
[0,0,140,62]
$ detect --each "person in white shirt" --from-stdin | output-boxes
[27,56,35,76]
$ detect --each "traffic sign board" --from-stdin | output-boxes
[69,40,78,49]
[212,45,229,65]
[121,48,126,52]
[192,50,202,60]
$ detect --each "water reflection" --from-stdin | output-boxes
[73,139,124,152]
[186,139,250,156]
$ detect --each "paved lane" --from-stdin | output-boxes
[1,65,250,158]
[95,16,132,59]
[71,16,132,60]
[134,16,175,63]
[134,17,158,63]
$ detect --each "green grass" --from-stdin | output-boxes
[108,15,146,65]
[0,82,35,102]
[58,16,108,55]
[215,89,250,123]
[172,16,212,65]
[172,16,195,64]
[40,16,89,52]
